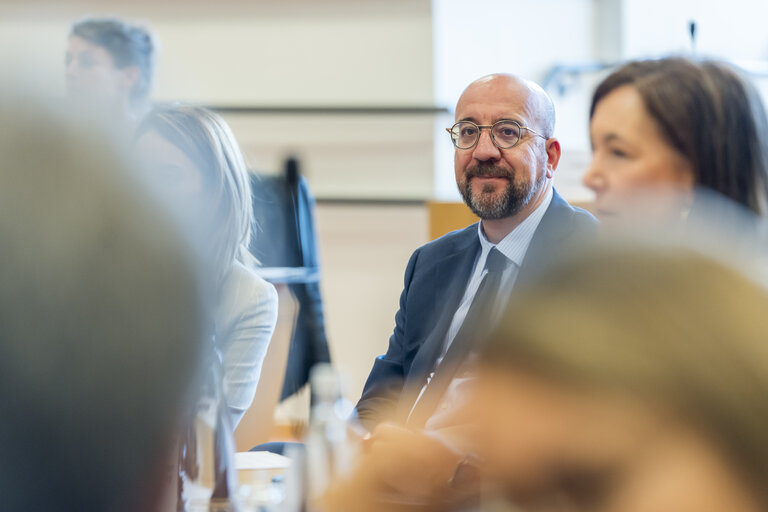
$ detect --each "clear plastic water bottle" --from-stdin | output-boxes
[303,364,355,510]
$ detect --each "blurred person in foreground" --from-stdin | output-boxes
[0,95,206,511]
[465,239,768,511]
[135,105,278,427]
[66,17,155,125]
[583,57,768,223]
[325,227,768,512]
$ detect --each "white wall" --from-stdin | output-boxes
[619,0,768,102]
[621,0,768,61]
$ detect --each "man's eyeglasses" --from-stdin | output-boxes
[446,120,546,150]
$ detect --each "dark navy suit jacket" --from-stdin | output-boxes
[355,190,597,429]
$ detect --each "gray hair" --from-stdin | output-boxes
[70,17,155,105]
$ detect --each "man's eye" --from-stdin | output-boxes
[494,124,520,139]
[461,127,477,137]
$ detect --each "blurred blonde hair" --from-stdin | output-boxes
[481,243,768,501]
[136,105,254,286]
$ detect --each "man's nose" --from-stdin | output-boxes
[471,129,501,162]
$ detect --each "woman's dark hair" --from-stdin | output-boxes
[591,57,768,215]
[70,18,155,105]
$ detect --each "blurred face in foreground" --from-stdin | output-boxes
[583,85,695,222]
[465,367,761,512]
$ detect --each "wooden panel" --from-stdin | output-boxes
[569,201,597,215]
[428,201,479,241]
[428,200,596,242]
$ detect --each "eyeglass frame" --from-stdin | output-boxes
[445,119,548,150]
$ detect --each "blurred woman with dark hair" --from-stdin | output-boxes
[584,57,768,221]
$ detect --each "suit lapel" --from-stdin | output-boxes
[517,190,574,287]
[407,194,572,384]
[399,192,591,421]
[398,225,480,416]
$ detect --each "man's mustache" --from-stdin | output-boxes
[465,164,513,181]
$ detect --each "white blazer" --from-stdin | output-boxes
[215,261,278,427]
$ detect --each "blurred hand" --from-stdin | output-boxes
[365,423,463,498]
[320,422,465,512]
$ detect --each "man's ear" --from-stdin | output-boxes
[544,138,561,179]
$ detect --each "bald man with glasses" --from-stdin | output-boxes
[332,74,598,509]
[355,74,597,432]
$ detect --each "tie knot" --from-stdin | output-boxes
[485,247,508,274]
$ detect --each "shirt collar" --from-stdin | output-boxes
[477,187,553,267]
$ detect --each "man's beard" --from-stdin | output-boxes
[458,163,544,220]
